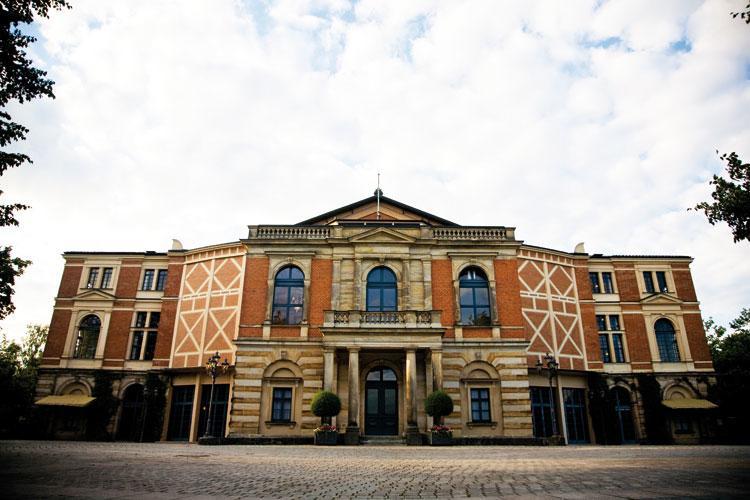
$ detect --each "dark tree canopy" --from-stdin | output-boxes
[0,0,69,320]
[424,390,454,419]
[692,152,750,243]
[731,1,750,24]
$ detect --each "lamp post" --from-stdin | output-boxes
[203,351,230,439]
[536,353,560,441]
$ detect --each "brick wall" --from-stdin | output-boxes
[575,264,603,368]
[103,310,132,366]
[42,308,72,363]
[154,256,184,366]
[238,256,269,337]
[682,311,712,365]
[493,259,524,339]
[309,258,332,338]
[672,263,698,302]
[57,260,83,297]
[115,259,142,298]
[431,259,454,333]
[622,308,652,369]
[614,264,640,301]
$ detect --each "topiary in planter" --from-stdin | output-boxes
[425,390,454,426]
[311,390,342,426]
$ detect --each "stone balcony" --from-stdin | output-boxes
[322,310,443,329]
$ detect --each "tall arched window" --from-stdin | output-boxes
[74,314,101,359]
[272,266,304,325]
[366,267,397,312]
[459,267,491,326]
[655,318,680,362]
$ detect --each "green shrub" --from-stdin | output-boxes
[425,390,454,424]
[311,390,341,424]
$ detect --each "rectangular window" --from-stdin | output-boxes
[601,272,614,293]
[589,272,601,293]
[86,268,99,288]
[135,311,148,328]
[596,315,607,331]
[612,333,626,363]
[129,331,143,360]
[100,268,113,289]
[141,269,155,290]
[272,388,293,422]
[530,387,556,438]
[599,334,612,363]
[470,388,491,423]
[609,315,621,331]
[144,332,158,360]
[643,271,655,293]
[563,388,589,443]
[656,271,668,292]
[155,269,168,291]
[674,417,692,434]
[130,312,159,361]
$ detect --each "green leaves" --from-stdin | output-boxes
[692,152,750,243]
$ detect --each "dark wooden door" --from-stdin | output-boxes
[365,367,398,436]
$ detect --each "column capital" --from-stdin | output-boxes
[348,347,361,353]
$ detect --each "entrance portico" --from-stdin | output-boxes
[322,309,445,444]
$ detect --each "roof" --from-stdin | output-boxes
[296,193,460,227]
[662,398,718,410]
[35,395,96,407]
[64,251,167,256]
[591,254,692,260]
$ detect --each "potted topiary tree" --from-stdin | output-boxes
[425,390,454,446]
[311,390,341,445]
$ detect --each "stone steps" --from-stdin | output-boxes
[361,436,405,446]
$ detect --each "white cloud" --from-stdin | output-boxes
[2,0,749,340]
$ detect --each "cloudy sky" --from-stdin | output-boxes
[2,0,749,341]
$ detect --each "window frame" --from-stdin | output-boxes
[73,314,101,359]
[458,267,492,326]
[596,313,627,364]
[271,265,305,325]
[271,387,293,423]
[655,318,680,362]
[366,266,398,312]
[469,387,491,423]
[155,269,168,291]
[129,311,160,361]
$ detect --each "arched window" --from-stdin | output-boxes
[655,318,680,362]
[272,266,304,325]
[459,267,491,326]
[366,267,397,312]
[73,315,101,359]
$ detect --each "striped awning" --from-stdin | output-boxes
[35,395,96,407]
[662,398,718,410]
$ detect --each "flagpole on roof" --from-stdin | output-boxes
[376,172,381,220]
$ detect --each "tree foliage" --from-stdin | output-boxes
[311,390,341,424]
[424,390,454,425]
[731,1,750,24]
[0,323,47,436]
[0,0,69,320]
[705,309,750,443]
[692,152,750,243]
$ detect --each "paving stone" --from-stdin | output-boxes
[1,441,749,499]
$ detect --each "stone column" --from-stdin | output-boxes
[405,349,421,445]
[345,347,360,445]
[431,349,443,391]
[323,348,335,391]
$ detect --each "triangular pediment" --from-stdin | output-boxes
[348,227,416,243]
[640,293,682,305]
[73,289,116,301]
[298,194,458,227]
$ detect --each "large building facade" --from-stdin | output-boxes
[36,193,717,444]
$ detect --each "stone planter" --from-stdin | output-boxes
[428,432,453,446]
[314,431,339,446]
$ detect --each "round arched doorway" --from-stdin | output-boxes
[612,387,636,444]
[365,367,398,436]
[117,384,145,441]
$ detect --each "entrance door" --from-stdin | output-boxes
[613,387,636,444]
[365,367,398,435]
[117,384,145,441]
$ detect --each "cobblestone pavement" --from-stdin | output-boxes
[1,441,749,499]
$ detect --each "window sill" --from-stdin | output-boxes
[265,420,297,428]
[466,421,498,429]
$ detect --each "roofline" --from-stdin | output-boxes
[521,244,693,261]
[63,251,168,257]
[295,195,460,227]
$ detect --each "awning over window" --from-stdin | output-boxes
[662,398,718,410]
[35,395,96,407]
